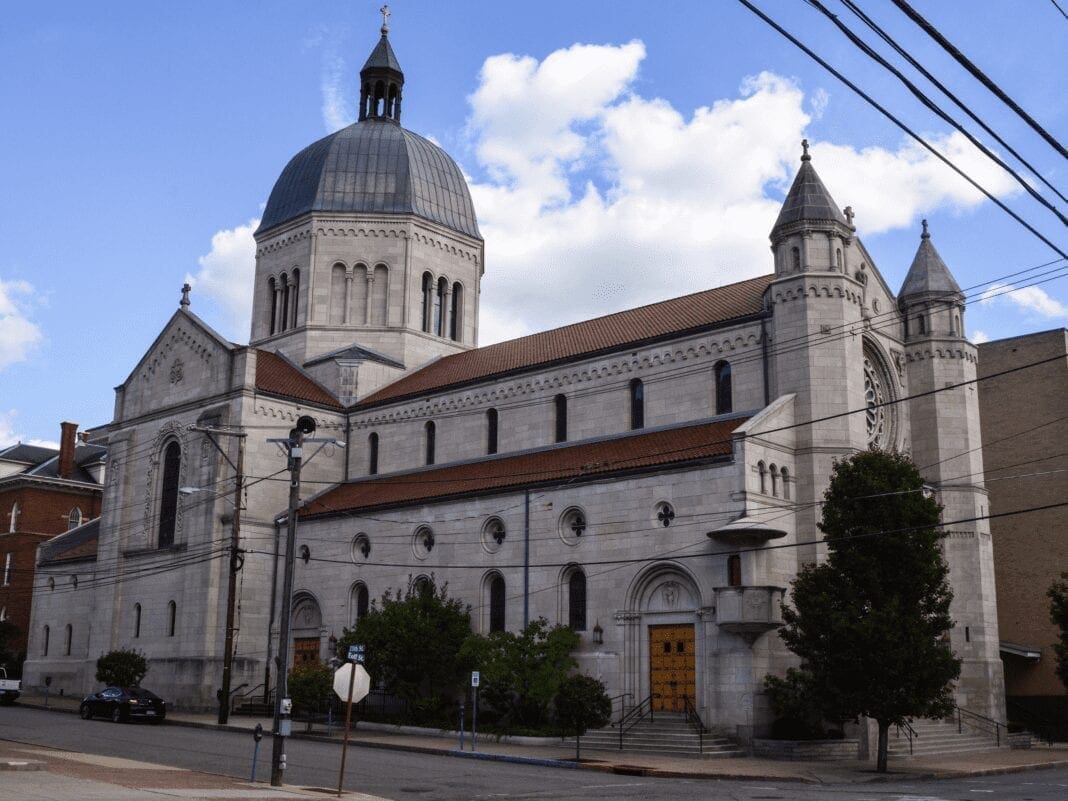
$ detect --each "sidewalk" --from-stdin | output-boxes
[6,691,1068,792]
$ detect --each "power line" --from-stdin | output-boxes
[735,0,1067,259]
[890,0,1068,159]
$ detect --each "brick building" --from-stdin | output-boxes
[0,423,105,668]
[978,329,1068,726]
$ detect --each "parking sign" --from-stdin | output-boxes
[348,644,366,663]
[471,670,480,687]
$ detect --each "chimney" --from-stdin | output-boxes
[59,422,78,479]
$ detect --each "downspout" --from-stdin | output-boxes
[523,488,530,628]
[264,518,282,704]
[760,312,771,407]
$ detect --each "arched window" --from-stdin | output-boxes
[268,278,277,334]
[835,248,843,271]
[714,361,732,415]
[554,394,568,443]
[425,421,436,465]
[629,378,644,430]
[158,441,181,548]
[728,554,742,587]
[68,507,82,530]
[489,574,505,633]
[421,272,433,333]
[279,272,290,333]
[0,607,5,622]
[486,409,498,455]
[43,625,50,656]
[290,268,300,328]
[368,432,379,475]
[351,583,369,624]
[8,502,18,533]
[134,603,142,638]
[791,246,801,271]
[435,277,448,337]
[65,623,72,655]
[450,282,463,341]
[757,461,767,494]
[781,467,791,500]
[567,569,587,631]
[917,314,926,335]
[770,464,779,497]
[168,601,177,637]
[2,553,10,586]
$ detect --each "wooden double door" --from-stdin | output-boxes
[649,623,696,712]
[293,637,320,667]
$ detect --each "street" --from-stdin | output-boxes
[1,706,1066,800]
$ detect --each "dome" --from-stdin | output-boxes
[257,119,481,239]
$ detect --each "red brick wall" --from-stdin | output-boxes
[0,531,52,658]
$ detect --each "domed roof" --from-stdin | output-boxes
[257,119,481,239]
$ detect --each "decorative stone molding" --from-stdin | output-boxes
[905,346,978,364]
[142,327,215,383]
[613,610,641,624]
[142,422,187,542]
[770,281,864,307]
[256,227,312,255]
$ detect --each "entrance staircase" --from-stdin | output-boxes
[888,716,1003,758]
[580,712,743,757]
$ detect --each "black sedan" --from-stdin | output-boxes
[79,686,166,723]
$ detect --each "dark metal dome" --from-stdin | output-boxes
[257,118,481,239]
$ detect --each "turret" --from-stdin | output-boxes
[898,220,966,341]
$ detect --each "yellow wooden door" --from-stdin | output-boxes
[649,624,696,712]
[294,637,320,666]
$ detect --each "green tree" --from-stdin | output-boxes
[287,662,333,715]
[95,648,149,687]
[776,450,960,772]
[338,576,471,719]
[1048,573,1068,690]
[555,673,611,760]
[460,618,579,728]
[763,667,827,740]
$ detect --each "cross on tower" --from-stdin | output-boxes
[380,4,390,33]
[180,283,192,308]
[801,138,811,161]
[843,206,855,227]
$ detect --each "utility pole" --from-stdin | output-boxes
[186,426,247,726]
[270,415,316,787]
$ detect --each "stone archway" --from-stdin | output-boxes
[290,592,323,668]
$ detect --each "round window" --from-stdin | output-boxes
[481,517,506,553]
[559,507,587,546]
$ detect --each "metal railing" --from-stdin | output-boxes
[230,682,272,714]
[895,719,918,755]
[616,693,656,750]
[1007,700,1057,746]
[681,695,708,754]
[952,704,1006,747]
[607,692,633,724]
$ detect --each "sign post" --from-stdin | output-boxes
[471,671,480,751]
[333,654,370,798]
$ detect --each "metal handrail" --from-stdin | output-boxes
[607,692,633,725]
[681,695,707,754]
[895,719,918,755]
[231,682,273,713]
[617,694,655,750]
[952,704,1007,748]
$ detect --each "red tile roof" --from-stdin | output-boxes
[255,350,343,410]
[359,274,773,407]
[301,417,745,519]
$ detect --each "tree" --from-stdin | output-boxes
[459,618,579,728]
[776,450,961,772]
[555,674,611,760]
[1049,573,1068,690]
[337,576,471,719]
[95,648,148,687]
[287,662,333,715]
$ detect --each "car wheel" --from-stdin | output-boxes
[79,703,93,720]
[111,706,124,723]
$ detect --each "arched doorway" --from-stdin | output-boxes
[290,593,323,668]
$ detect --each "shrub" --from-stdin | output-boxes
[95,649,148,687]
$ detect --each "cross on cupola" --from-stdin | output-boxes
[359,6,404,123]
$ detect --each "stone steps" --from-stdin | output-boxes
[887,718,1002,758]
[580,713,743,757]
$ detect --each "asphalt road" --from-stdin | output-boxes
[1,706,1066,800]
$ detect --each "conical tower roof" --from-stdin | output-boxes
[770,140,849,242]
[899,220,963,302]
[361,32,403,74]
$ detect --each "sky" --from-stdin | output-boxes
[1,1,1065,447]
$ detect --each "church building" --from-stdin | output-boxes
[23,20,1004,740]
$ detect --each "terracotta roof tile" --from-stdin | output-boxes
[255,350,343,410]
[359,275,772,407]
[302,417,745,519]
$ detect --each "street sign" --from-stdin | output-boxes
[333,663,371,703]
[471,670,480,687]
[348,644,366,663]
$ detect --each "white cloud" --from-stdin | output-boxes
[185,219,259,340]
[464,44,1023,344]
[970,330,991,344]
[979,282,1067,318]
[0,409,58,450]
[304,25,353,132]
[0,278,43,371]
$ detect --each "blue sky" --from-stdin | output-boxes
[1,1,1065,446]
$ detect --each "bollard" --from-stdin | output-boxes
[458,703,465,751]
[250,724,264,782]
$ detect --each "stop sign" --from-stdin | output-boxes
[333,663,371,703]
